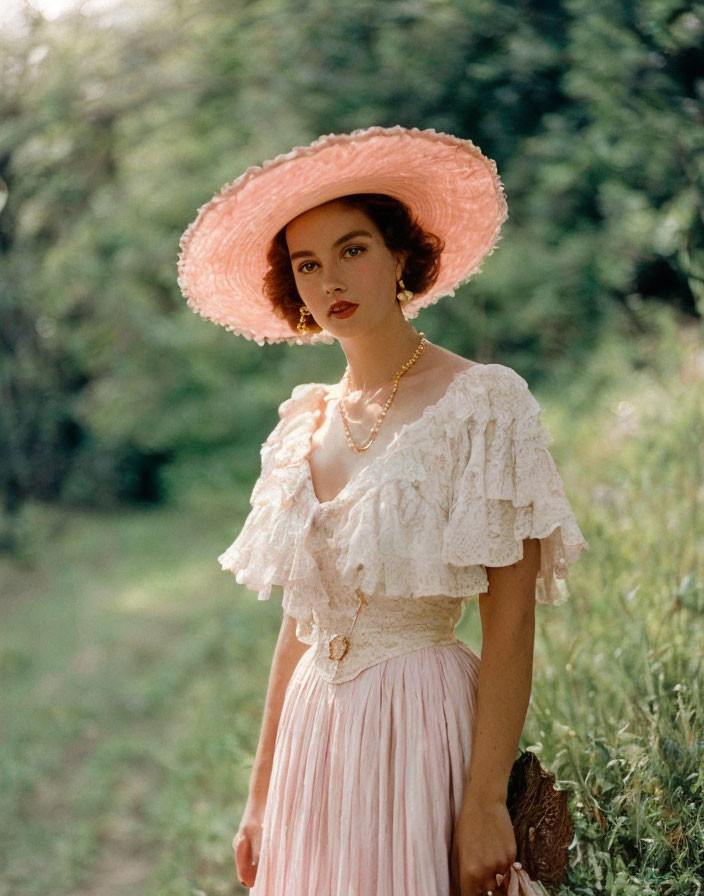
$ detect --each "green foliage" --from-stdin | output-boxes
[521,315,704,892]
[1,0,702,544]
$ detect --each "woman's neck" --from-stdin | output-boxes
[339,321,425,395]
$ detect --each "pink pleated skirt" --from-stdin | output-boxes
[250,639,482,896]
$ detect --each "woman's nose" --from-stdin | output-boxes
[322,263,347,295]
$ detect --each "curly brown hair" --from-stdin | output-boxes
[262,193,445,335]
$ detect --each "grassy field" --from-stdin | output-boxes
[1,314,702,895]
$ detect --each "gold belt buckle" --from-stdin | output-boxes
[328,633,350,661]
[328,589,367,662]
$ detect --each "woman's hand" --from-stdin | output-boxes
[451,795,517,895]
[233,803,265,889]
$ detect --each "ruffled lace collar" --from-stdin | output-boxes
[219,361,589,611]
[299,362,487,508]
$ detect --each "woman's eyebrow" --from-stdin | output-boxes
[290,230,373,261]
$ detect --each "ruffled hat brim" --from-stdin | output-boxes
[177,125,508,346]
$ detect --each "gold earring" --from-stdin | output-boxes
[396,278,413,306]
[297,304,312,334]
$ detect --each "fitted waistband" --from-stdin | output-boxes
[309,592,464,684]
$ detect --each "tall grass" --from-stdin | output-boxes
[528,313,704,894]
[0,308,702,895]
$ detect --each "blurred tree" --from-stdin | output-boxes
[0,0,701,548]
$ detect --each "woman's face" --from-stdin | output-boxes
[285,200,405,337]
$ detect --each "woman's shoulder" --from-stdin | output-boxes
[256,381,327,464]
[412,354,543,454]
[423,345,534,409]
[421,344,528,388]
[276,380,328,420]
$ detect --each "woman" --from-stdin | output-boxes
[177,126,589,896]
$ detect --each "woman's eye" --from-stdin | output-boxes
[297,245,364,273]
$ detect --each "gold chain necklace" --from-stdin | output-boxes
[338,333,427,453]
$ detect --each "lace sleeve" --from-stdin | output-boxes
[217,382,323,604]
[441,365,589,604]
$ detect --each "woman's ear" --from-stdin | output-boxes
[395,251,409,281]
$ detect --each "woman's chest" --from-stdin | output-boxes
[305,426,456,524]
[307,385,457,505]
[308,428,390,505]
[307,400,411,505]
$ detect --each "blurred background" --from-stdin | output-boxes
[1,1,702,893]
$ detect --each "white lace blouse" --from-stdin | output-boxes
[219,362,589,683]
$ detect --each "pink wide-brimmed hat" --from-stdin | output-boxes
[177,125,507,345]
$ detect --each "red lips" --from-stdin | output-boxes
[328,301,359,317]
